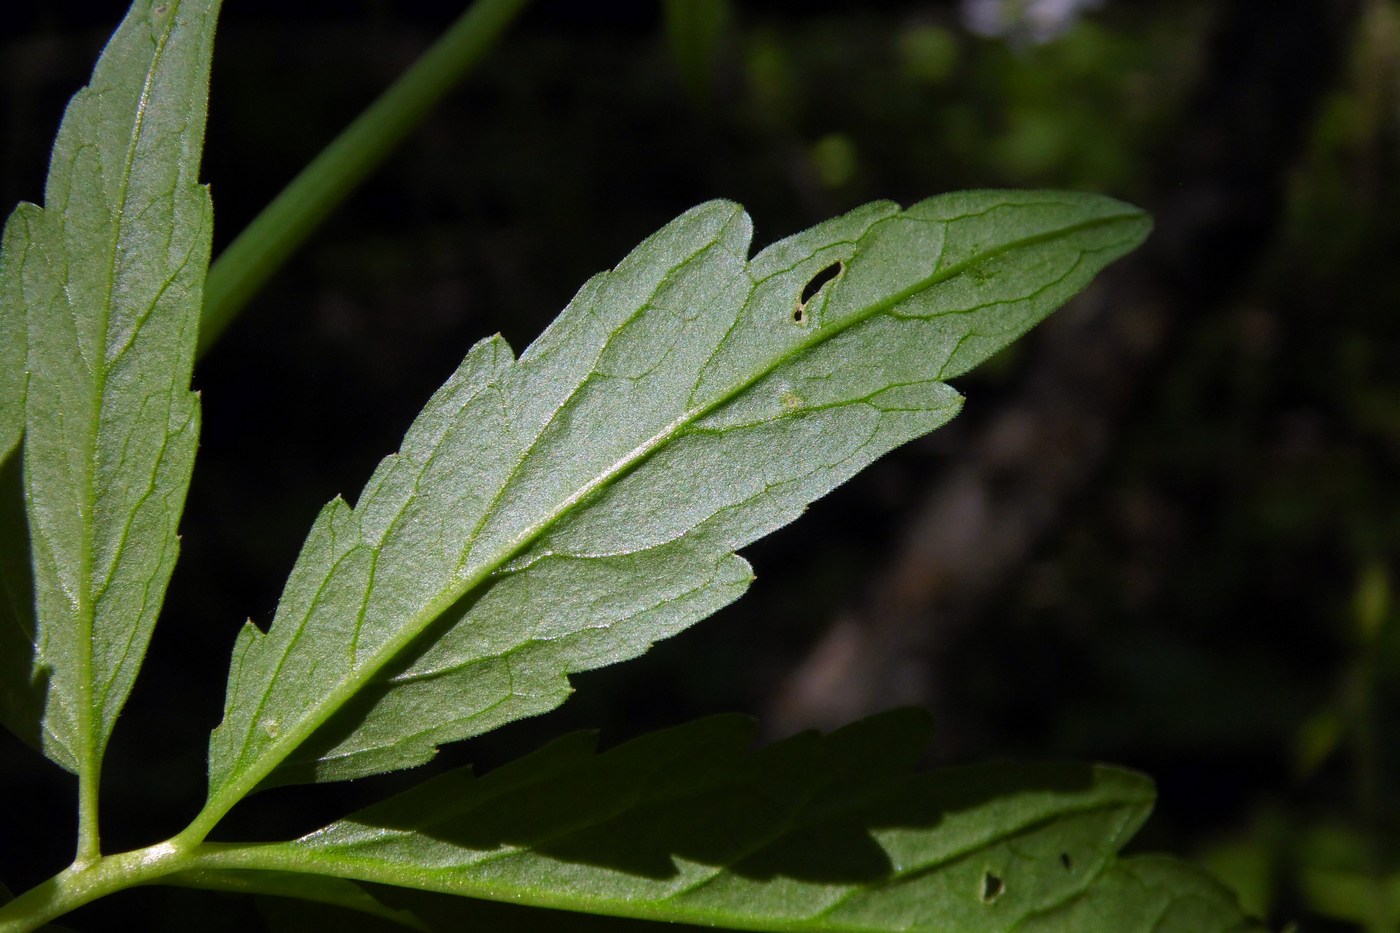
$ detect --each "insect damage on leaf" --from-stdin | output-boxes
[795,258,845,322]
[203,190,1150,822]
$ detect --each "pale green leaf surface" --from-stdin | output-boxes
[5,0,218,771]
[165,870,427,931]
[0,207,40,755]
[199,712,1261,932]
[0,209,28,462]
[207,192,1149,805]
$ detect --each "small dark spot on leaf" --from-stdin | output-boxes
[800,260,844,305]
[980,872,1004,904]
[792,307,806,323]
[1060,852,1072,871]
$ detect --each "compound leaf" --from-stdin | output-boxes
[198,712,1262,932]
[0,0,218,772]
[205,192,1149,814]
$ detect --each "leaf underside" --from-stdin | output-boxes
[0,213,25,463]
[0,0,219,770]
[204,712,1262,932]
[206,191,1150,806]
[166,870,426,931]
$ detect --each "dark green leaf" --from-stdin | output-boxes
[0,453,38,754]
[199,712,1261,931]
[166,870,427,931]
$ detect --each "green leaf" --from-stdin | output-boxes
[204,192,1149,816]
[1014,857,1266,933]
[165,870,427,931]
[0,210,28,463]
[197,712,1262,932]
[0,207,40,754]
[2,0,218,782]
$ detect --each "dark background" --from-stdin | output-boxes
[2,1,1399,929]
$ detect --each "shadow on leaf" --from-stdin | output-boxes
[316,708,1108,885]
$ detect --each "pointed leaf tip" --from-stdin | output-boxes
[206,191,1148,813]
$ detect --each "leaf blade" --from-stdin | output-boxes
[196,713,1261,932]
[165,870,427,931]
[0,208,29,463]
[206,192,1149,809]
[0,206,41,755]
[5,0,219,774]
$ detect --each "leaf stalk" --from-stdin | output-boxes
[0,842,198,933]
[75,766,102,867]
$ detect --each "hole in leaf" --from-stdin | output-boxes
[800,260,844,305]
[792,307,806,323]
[1060,852,1072,871]
[980,872,1004,904]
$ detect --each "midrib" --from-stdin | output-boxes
[217,208,1139,809]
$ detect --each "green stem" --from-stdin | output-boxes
[196,0,531,357]
[0,843,198,933]
[75,765,101,867]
